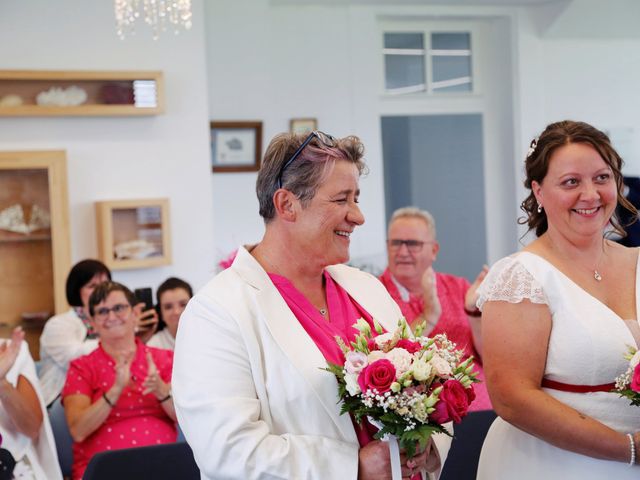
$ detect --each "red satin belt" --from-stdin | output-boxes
[541,378,615,393]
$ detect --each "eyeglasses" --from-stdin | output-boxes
[277,130,337,189]
[387,239,432,253]
[94,303,131,320]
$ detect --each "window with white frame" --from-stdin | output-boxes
[383,31,472,95]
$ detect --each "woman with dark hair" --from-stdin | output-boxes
[39,259,112,407]
[173,131,451,479]
[477,120,640,479]
[147,277,193,350]
[62,281,176,480]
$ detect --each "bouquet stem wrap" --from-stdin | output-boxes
[370,417,402,480]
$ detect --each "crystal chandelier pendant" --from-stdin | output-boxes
[114,0,193,40]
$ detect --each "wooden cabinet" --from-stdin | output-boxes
[95,198,171,270]
[0,70,164,116]
[0,151,71,359]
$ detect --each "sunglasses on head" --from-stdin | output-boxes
[276,130,337,189]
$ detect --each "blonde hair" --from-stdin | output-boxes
[389,206,436,238]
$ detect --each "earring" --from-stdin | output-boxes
[537,203,543,213]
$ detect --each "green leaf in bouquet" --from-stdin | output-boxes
[334,336,351,357]
[324,362,345,379]
[413,319,426,337]
[354,318,372,337]
[373,319,384,335]
[617,389,640,407]
[398,424,450,458]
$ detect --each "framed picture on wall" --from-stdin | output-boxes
[210,121,262,172]
[290,118,317,135]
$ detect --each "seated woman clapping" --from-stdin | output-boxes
[62,282,176,480]
[0,327,62,479]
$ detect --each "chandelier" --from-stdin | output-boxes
[114,0,193,40]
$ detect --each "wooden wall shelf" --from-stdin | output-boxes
[0,151,71,359]
[95,198,172,270]
[0,70,164,116]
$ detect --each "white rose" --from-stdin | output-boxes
[368,350,386,363]
[411,358,433,381]
[429,354,453,377]
[374,332,394,349]
[345,373,361,396]
[385,348,412,378]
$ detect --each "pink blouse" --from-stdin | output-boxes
[62,339,177,479]
[269,271,380,446]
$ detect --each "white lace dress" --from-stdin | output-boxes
[476,251,640,479]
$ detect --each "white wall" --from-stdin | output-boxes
[0,0,216,294]
[206,1,369,264]
[541,37,640,174]
[206,1,524,272]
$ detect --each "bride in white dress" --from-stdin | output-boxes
[476,120,640,479]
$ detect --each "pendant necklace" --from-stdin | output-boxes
[592,241,606,282]
[319,307,327,316]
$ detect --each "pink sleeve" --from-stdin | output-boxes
[154,349,174,383]
[62,357,94,398]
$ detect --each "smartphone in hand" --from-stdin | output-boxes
[134,287,154,311]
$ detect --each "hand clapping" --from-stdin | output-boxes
[421,267,442,330]
[142,351,169,400]
[464,264,489,312]
[113,349,134,391]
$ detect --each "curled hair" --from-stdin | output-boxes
[389,206,437,238]
[88,281,137,317]
[256,132,368,222]
[519,120,637,238]
[66,259,111,307]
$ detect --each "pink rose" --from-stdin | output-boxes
[358,359,396,394]
[367,338,379,352]
[430,379,471,424]
[631,363,640,392]
[465,384,476,404]
[396,338,422,354]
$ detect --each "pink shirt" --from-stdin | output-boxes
[379,269,492,411]
[62,339,177,479]
[269,271,380,445]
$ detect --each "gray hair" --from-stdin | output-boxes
[389,206,436,238]
[256,132,367,222]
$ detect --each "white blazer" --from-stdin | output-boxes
[173,247,451,480]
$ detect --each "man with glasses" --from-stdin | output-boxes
[379,206,492,411]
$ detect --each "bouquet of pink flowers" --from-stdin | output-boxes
[614,345,640,406]
[326,318,478,459]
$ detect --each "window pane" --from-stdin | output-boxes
[431,32,470,51]
[384,54,425,92]
[384,33,424,50]
[432,56,472,92]
[433,56,471,82]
